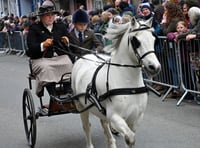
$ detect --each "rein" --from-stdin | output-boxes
[53,43,142,68]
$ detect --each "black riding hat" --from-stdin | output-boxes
[37,0,59,16]
[72,9,89,23]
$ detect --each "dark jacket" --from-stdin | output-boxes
[69,28,104,62]
[27,21,69,59]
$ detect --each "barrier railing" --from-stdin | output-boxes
[145,36,200,106]
[0,31,11,55]
[144,36,180,101]
[8,31,26,56]
[0,31,26,56]
[176,39,200,106]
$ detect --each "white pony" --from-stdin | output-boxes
[71,17,161,148]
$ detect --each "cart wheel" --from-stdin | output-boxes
[22,88,37,148]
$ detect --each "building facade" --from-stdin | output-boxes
[0,0,143,17]
[0,0,106,17]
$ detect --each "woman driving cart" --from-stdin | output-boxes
[27,0,73,97]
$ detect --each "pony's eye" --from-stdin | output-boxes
[131,37,141,49]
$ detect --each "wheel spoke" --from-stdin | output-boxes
[22,88,36,147]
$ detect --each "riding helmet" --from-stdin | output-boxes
[72,9,89,23]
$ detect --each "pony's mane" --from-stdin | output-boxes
[103,22,131,53]
[104,22,130,40]
[103,17,153,54]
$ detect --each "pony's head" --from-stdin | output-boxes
[104,17,161,77]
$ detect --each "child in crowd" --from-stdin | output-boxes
[165,21,188,99]
[112,15,122,24]
[167,21,188,42]
[98,11,110,35]
[88,15,101,33]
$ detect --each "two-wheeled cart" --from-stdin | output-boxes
[22,58,87,148]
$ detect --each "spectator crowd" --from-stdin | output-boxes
[1,0,199,38]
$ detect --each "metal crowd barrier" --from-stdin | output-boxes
[0,31,26,56]
[176,39,200,106]
[8,31,26,56]
[0,31,10,55]
[144,36,180,101]
[144,36,200,106]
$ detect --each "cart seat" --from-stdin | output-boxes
[28,58,72,97]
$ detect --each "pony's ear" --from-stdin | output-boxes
[131,17,137,26]
[144,17,153,27]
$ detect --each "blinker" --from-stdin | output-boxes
[131,37,141,49]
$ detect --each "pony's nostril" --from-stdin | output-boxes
[149,65,156,71]
[148,64,161,74]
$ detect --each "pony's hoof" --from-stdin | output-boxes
[125,134,135,147]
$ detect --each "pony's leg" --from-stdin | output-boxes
[125,114,144,148]
[126,123,136,148]
[110,115,135,148]
[80,111,94,148]
[100,119,117,148]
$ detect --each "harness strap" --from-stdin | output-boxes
[139,50,155,64]
[73,86,148,114]
[106,60,111,101]
[99,87,148,102]
[85,62,106,114]
[85,61,148,115]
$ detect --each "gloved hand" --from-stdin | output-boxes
[61,36,69,45]
[43,38,53,49]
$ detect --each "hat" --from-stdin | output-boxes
[72,9,89,23]
[38,0,59,16]
[141,3,151,10]
[113,15,122,23]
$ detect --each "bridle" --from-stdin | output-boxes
[128,24,156,65]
